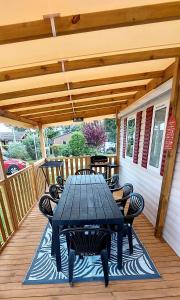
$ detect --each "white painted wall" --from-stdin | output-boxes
[118,80,180,256]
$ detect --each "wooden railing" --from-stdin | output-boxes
[46,155,118,184]
[0,154,118,251]
[0,159,46,252]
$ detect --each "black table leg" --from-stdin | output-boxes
[53,225,61,272]
[117,226,123,270]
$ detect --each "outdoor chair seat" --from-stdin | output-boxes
[111,183,134,213]
[60,227,111,287]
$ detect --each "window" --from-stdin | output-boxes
[149,106,167,168]
[126,117,135,157]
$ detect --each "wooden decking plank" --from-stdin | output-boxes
[0,204,180,300]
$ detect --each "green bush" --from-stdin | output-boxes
[51,144,61,157]
[69,132,86,156]
[7,142,29,160]
[51,144,71,157]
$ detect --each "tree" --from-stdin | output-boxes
[22,132,41,160]
[83,121,106,149]
[104,118,117,143]
[45,127,59,142]
[8,142,29,160]
[69,132,86,156]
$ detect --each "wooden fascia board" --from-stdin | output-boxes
[0,2,180,44]
[0,109,38,127]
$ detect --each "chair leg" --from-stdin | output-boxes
[68,249,76,287]
[127,225,133,254]
[101,249,109,287]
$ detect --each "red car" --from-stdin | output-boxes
[3,156,27,174]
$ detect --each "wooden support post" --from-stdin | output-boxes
[155,58,180,238]
[39,125,46,159]
[116,113,121,173]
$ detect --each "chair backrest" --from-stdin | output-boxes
[39,195,54,225]
[56,175,64,187]
[122,183,134,198]
[75,169,96,175]
[49,184,61,201]
[61,227,111,256]
[125,193,144,225]
[110,174,119,188]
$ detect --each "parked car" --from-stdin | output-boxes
[3,156,27,174]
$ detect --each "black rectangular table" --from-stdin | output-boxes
[52,174,124,271]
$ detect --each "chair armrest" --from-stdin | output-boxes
[110,186,123,193]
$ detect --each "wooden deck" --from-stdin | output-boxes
[0,204,180,300]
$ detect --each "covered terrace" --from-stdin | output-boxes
[0,1,180,299]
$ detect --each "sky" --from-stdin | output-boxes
[0,124,11,132]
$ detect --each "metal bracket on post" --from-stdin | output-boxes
[43,14,60,37]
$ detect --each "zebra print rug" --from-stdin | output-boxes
[23,224,160,284]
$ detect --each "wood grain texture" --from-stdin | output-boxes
[0,71,162,101]
[0,203,180,300]
[0,47,178,82]
[0,2,180,44]
[155,58,180,238]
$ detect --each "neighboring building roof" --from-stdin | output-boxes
[0,131,26,142]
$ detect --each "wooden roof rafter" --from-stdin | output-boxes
[1,85,143,111]
[0,46,180,82]
[0,1,180,45]
[0,70,163,101]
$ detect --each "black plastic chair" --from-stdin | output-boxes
[111,183,134,214]
[123,193,144,254]
[106,174,120,190]
[56,175,66,190]
[39,195,57,225]
[75,169,96,175]
[61,227,111,287]
[49,184,62,203]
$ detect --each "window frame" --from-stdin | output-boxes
[125,114,136,160]
[147,101,169,172]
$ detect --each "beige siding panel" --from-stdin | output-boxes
[119,87,180,257]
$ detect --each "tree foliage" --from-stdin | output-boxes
[104,118,117,143]
[83,121,106,148]
[8,142,29,160]
[22,133,41,160]
[69,132,86,156]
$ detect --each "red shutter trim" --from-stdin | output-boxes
[141,106,154,168]
[133,111,142,164]
[122,118,127,158]
[160,106,172,176]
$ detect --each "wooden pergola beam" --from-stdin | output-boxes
[2,86,142,111]
[0,2,180,45]
[0,47,179,82]
[40,107,119,125]
[155,58,180,238]
[29,102,126,120]
[0,71,163,101]
[0,109,38,127]
[15,95,133,116]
